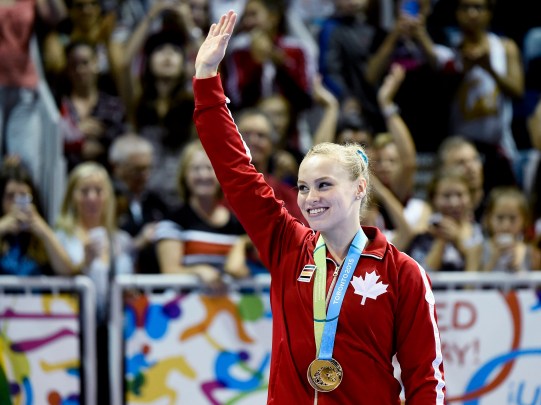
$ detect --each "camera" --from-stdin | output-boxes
[495,233,515,247]
[15,193,32,209]
[401,0,420,17]
[428,213,443,227]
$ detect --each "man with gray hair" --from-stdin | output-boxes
[109,133,169,273]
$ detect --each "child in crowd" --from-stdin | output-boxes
[480,186,541,272]
[407,170,483,271]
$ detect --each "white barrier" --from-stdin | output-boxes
[0,276,96,405]
[110,272,541,405]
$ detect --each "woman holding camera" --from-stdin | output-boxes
[0,162,72,276]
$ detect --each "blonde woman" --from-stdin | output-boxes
[155,139,248,290]
[55,162,134,320]
[55,161,134,404]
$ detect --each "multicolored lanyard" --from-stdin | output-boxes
[312,229,367,358]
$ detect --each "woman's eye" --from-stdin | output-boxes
[319,182,331,189]
[298,185,308,193]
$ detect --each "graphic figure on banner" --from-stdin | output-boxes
[0,295,80,405]
[126,352,196,404]
[123,290,271,404]
[124,294,186,340]
[180,295,254,343]
[198,293,271,405]
[202,349,271,405]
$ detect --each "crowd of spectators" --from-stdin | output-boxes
[1,0,540,279]
[2,0,541,401]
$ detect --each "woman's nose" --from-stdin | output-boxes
[307,188,319,202]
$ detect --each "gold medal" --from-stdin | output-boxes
[307,358,343,392]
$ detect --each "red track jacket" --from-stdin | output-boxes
[193,75,445,405]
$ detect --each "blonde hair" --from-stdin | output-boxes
[303,142,371,210]
[177,139,222,203]
[56,162,116,234]
[372,132,394,151]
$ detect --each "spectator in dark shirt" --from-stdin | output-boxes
[109,133,169,273]
[59,41,127,172]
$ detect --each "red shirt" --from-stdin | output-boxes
[0,0,38,88]
[193,75,445,405]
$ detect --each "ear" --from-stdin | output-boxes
[355,178,367,200]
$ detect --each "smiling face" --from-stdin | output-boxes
[73,173,108,224]
[237,113,274,169]
[297,155,363,233]
[432,177,472,221]
[185,150,219,199]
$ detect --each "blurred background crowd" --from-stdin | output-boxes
[2,0,541,401]
[1,0,541,285]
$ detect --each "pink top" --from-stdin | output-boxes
[0,0,39,89]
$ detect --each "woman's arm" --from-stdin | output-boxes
[312,74,340,146]
[395,256,446,402]
[27,207,77,275]
[156,239,184,274]
[157,238,225,289]
[468,37,524,99]
[527,98,541,150]
[223,235,251,279]
[423,237,445,271]
[118,1,172,119]
[193,12,308,272]
[365,28,400,86]
[371,176,414,251]
[377,64,417,203]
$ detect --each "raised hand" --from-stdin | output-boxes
[377,64,406,107]
[194,11,237,79]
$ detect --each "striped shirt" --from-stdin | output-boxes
[155,203,245,270]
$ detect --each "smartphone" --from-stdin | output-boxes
[401,0,420,17]
[428,213,443,227]
[15,194,32,211]
[495,233,515,247]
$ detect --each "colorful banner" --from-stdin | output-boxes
[123,289,541,405]
[123,290,272,405]
[0,293,82,405]
[3,283,540,404]
[437,289,541,405]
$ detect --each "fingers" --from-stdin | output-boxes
[223,11,237,36]
[207,23,216,37]
[208,11,236,38]
[216,13,227,35]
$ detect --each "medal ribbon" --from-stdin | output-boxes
[312,229,367,359]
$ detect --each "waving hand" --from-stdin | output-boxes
[195,11,237,79]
